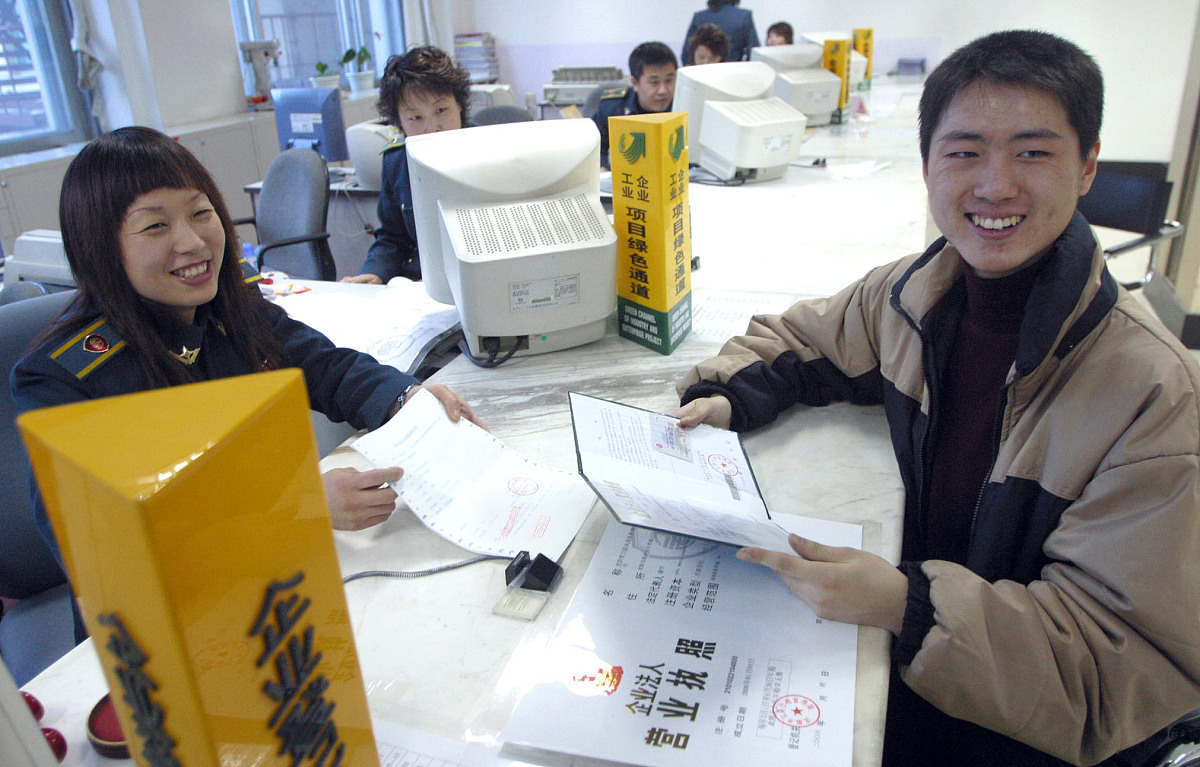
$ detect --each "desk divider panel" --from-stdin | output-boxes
[18,369,380,767]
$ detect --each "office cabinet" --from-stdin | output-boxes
[0,156,73,257]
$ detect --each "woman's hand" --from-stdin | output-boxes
[322,466,402,531]
[738,534,908,635]
[340,273,384,284]
[404,384,486,429]
[673,395,732,429]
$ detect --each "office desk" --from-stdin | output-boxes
[24,80,927,766]
[23,327,904,767]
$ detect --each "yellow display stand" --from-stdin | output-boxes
[823,39,852,123]
[609,111,692,355]
[18,369,379,767]
[853,28,874,89]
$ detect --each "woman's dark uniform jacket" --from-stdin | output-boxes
[359,138,421,282]
[11,264,417,566]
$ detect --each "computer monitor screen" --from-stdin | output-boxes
[271,87,349,162]
[749,43,825,71]
[673,61,776,147]
[406,119,617,358]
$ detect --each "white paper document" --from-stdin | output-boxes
[373,718,520,766]
[352,389,597,560]
[501,519,861,767]
[277,280,460,375]
[689,289,806,342]
[571,393,835,554]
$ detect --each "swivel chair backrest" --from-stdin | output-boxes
[1076,160,1182,289]
[254,148,337,280]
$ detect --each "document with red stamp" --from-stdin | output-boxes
[501,518,860,766]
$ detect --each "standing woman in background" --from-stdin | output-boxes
[682,0,760,63]
[343,46,470,284]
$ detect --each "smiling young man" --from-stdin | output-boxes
[674,31,1200,766]
[592,41,678,169]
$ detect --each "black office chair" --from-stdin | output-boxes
[1076,161,1183,290]
[0,290,81,686]
[235,148,337,281]
[470,105,534,126]
[582,80,631,119]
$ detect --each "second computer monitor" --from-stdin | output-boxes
[270,87,349,163]
[406,119,617,358]
[673,61,777,146]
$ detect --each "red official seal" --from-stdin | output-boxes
[507,477,539,496]
[773,694,820,728]
[83,334,110,353]
[707,453,739,476]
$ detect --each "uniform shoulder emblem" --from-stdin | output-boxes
[49,318,127,380]
[382,135,407,154]
[600,87,628,100]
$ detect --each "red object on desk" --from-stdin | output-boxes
[22,690,44,721]
[42,727,67,762]
[87,693,129,759]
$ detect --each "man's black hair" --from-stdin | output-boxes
[919,30,1103,162]
[629,41,679,80]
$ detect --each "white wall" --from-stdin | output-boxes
[72,0,1200,161]
[460,0,1200,162]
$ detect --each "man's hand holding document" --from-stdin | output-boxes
[569,392,860,553]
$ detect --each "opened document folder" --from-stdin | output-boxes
[569,393,851,554]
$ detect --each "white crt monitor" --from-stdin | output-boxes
[699,97,806,182]
[749,43,825,71]
[771,68,841,126]
[675,62,806,183]
[469,83,519,113]
[673,61,776,148]
[406,119,617,358]
[749,43,842,126]
[802,32,869,85]
[345,119,399,190]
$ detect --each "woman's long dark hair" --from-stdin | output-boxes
[54,126,282,387]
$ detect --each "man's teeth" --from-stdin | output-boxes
[174,263,208,279]
[971,214,1024,230]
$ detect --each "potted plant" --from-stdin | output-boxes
[342,46,375,93]
[310,61,341,89]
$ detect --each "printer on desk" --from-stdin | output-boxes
[4,230,73,291]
